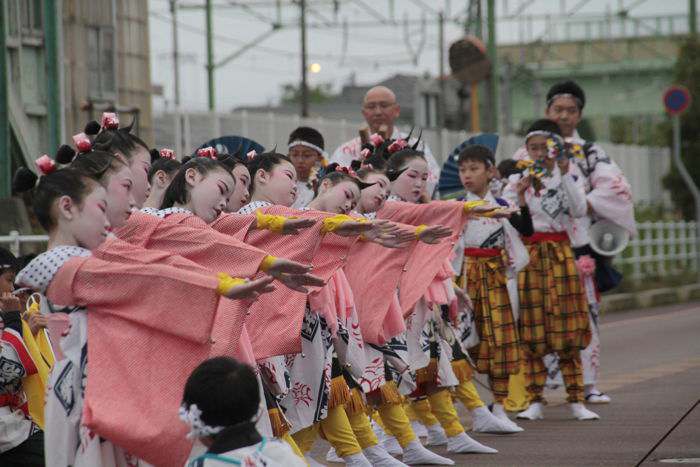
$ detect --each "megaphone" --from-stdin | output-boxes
[589,220,630,257]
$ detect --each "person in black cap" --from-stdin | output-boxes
[287,126,326,208]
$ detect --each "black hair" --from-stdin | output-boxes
[13,168,97,231]
[457,144,495,167]
[182,357,260,429]
[546,80,585,110]
[160,157,232,209]
[288,126,325,152]
[247,151,292,194]
[217,148,248,173]
[314,163,373,195]
[386,148,425,176]
[0,247,18,275]
[93,122,149,161]
[16,253,36,271]
[148,157,182,183]
[527,119,562,136]
[497,159,520,179]
[69,150,128,185]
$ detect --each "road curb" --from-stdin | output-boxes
[602,283,700,312]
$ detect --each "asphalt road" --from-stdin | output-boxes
[310,301,700,466]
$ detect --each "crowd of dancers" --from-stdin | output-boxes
[0,79,637,466]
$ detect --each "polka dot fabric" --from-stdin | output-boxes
[16,246,91,294]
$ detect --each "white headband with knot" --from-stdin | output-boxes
[525,131,563,145]
[288,140,327,157]
[179,403,224,439]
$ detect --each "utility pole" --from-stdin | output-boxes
[486,0,498,132]
[0,1,8,197]
[171,0,181,108]
[691,0,697,36]
[206,0,215,111]
[300,0,309,117]
[438,11,446,127]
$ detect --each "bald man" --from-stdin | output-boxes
[330,86,442,198]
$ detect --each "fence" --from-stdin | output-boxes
[3,221,698,284]
[154,111,670,206]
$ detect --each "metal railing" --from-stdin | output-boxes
[3,221,698,283]
[615,221,699,282]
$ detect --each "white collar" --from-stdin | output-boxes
[238,200,273,215]
[16,246,91,294]
[154,207,192,219]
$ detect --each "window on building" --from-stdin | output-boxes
[421,93,439,128]
[20,0,43,37]
[87,26,117,99]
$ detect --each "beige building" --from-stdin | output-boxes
[62,0,153,143]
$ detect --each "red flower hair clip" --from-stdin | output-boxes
[246,150,258,161]
[35,155,57,176]
[335,165,358,178]
[369,133,384,147]
[159,148,175,159]
[387,139,408,154]
[197,147,217,159]
[72,133,92,153]
[360,148,371,160]
[101,112,119,130]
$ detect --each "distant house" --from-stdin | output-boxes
[234,74,421,127]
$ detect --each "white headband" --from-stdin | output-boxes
[288,140,326,157]
[179,403,224,439]
[525,131,563,144]
[547,92,583,109]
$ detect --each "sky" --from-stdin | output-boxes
[148,0,689,112]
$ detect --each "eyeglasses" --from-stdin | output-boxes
[362,101,396,111]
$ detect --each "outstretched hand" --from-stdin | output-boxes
[223,275,276,300]
[333,220,374,237]
[281,217,316,235]
[267,258,313,276]
[272,271,325,293]
[418,225,453,244]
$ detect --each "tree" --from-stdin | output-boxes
[280,82,335,105]
[662,38,700,220]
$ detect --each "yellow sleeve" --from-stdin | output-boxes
[321,214,367,234]
[216,272,248,295]
[463,200,487,213]
[256,210,292,233]
[259,255,277,273]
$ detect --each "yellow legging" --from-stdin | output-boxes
[504,363,531,412]
[291,406,363,458]
[453,379,487,411]
[410,389,464,437]
[346,408,379,449]
[375,402,418,448]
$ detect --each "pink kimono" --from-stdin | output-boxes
[377,200,469,314]
[114,210,267,363]
[17,246,223,467]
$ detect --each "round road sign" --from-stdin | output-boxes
[663,86,691,116]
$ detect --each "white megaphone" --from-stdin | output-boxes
[589,220,630,257]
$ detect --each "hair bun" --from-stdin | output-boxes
[12,167,38,193]
[56,144,77,164]
[84,120,101,136]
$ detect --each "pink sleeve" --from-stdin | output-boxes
[210,213,258,241]
[344,240,411,344]
[46,256,220,343]
[117,211,268,278]
[378,201,467,314]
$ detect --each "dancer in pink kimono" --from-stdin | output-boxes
[13,165,275,467]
